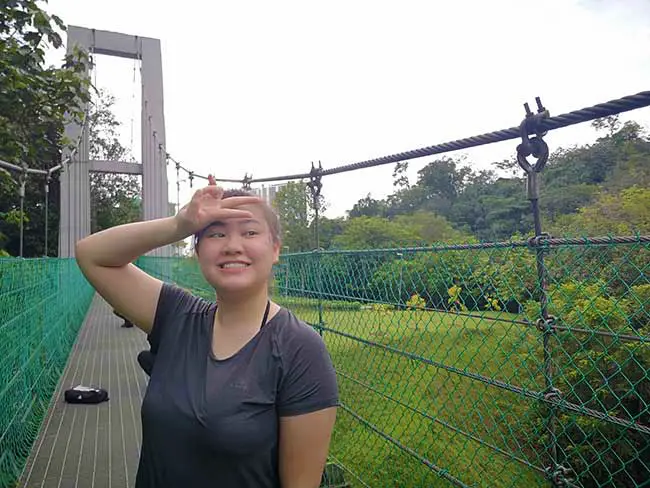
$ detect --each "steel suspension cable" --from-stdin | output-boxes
[175,90,649,184]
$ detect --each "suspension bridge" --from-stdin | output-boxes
[1,24,650,488]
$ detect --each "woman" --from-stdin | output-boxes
[75,179,339,488]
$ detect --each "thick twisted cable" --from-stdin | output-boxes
[230,90,649,184]
[318,90,650,178]
[153,90,650,184]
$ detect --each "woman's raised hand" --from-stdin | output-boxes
[175,175,260,237]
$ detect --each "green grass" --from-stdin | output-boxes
[277,298,550,488]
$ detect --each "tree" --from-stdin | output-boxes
[88,89,142,233]
[273,181,312,252]
[551,186,650,236]
[310,216,346,250]
[414,156,473,216]
[0,0,90,256]
[348,193,387,218]
[393,211,466,244]
[392,161,410,189]
[332,216,422,250]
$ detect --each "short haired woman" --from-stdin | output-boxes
[75,178,339,488]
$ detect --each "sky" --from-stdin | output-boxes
[43,0,650,218]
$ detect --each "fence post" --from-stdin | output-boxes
[516,99,572,487]
[44,173,51,257]
[307,162,324,335]
[18,167,27,257]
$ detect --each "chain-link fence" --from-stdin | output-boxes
[0,259,94,487]
[274,236,650,487]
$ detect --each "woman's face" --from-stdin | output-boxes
[196,203,280,296]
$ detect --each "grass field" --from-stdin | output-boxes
[276,298,550,488]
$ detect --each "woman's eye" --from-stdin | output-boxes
[207,232,225,238]
[245,230,259,237]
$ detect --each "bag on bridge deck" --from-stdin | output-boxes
[64,385,109,404]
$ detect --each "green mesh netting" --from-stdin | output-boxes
[0,258,94,488]
[140,236,649,488]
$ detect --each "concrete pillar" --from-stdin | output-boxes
[59,26,171,257]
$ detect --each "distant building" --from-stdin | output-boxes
[251,183,286,207]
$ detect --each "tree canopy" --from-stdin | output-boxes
[0,2,145,256]
[272,116,649,251]
[0,0,90,256]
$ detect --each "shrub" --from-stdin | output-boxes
[406,293,426,310]
[522,280,650,487]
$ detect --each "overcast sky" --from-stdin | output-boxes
[45,0,650,218]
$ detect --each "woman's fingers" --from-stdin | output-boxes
[213,208,255,220]
[200,185,224,198]
[208,174,216,186]
[219,195,263,208]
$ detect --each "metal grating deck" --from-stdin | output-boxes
[19,294,149,488]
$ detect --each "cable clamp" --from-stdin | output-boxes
[307,161,323,198]
[543,386,562,401]
[242,173,252,190]
[527,232,551,247]
[545,464,574,487]
[516,97,550,174]
[536,315,557,333]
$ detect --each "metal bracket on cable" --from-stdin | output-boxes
[242,173,252,190]
[544,464,574,487]
[188,171,194,188]
[158,143,167,165]
[536,314,558,333]
[306,161,323,199]
[18,164,28,199]
[527,231,553,256]
[516,97,550,201]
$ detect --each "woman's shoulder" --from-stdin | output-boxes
[272,306,321,338]
[269,306,329,357]
[158,282,214,317]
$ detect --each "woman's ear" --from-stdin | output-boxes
[272,241,281,264]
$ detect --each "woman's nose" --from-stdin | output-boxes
[222,234,244,253]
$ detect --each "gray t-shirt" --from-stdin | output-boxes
[135,283,339,488]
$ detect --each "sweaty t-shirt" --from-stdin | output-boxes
[135,283,339,488]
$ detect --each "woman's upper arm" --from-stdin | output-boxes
[75,250,163,334]
[279,407,337,488]
[277,320,340,487]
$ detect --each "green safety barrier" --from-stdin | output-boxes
[0,258,94,488]
[141,235,649,488]
[2,239,648,488]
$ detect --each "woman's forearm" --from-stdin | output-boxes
[75,216,188,267]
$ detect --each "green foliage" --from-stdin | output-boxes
[336,118,650,244]
[88,89,142,232]
[348,193,387,218]
[311,217,345,250]
[405,293,426,310]
[522,279,650,487]
[331,211,461,250]
[332,216,420,250]
[551,186,650,236]
[273,181,312,252]
[0,0,91,256]
[447,284,468,312]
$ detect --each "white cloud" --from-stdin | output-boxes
[45,0,650,217]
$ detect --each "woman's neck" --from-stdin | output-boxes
[215,287,270,329]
